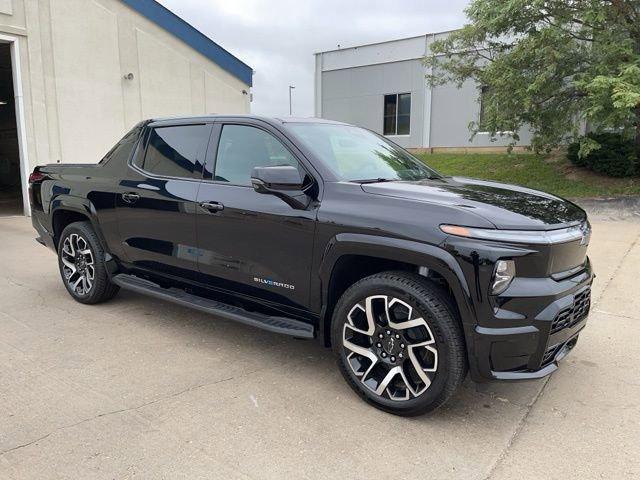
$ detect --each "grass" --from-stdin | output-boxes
[414,152,640,199]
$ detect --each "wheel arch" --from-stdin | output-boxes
[49,195,118,277]
[318,233,477,348]
[50,195,100,248]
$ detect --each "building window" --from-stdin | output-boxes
[478,85,509,133]
[383,93,411,136]
[478,86,491,132]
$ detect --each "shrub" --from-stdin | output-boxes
[567,133,638,177]
[566,141,584,167]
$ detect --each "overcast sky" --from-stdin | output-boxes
[157,0,470,117]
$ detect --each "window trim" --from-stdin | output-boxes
[128,123,212,182]
[383,92,411,137]
[202,121,314,189]
[477,86,513,135]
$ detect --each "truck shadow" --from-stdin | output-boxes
[99,289,546,421]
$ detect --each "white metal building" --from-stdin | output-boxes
[314,32,532,151]
[0,0,252,216]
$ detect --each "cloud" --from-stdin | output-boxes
[157,0,469,116]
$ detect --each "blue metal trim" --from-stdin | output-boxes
[121,0,253,86]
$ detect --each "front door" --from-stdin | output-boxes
[115,122,211,278]
[195,122,317,311]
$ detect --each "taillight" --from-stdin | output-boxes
[28,171,45,208]
[28,171,45,184]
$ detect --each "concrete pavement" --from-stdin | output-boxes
[0,214,638,479]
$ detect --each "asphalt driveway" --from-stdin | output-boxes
[1,212,639,479]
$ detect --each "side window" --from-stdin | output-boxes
[214,124,301,186]
[141,125,209,178]
[99,126,140,165]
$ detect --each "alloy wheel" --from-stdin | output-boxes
[61,233,95,296]
[342,295,438,401]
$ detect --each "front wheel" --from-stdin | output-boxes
[57,221,119,304]
[331,271,467,416]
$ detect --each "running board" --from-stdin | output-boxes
[112,274,314,339]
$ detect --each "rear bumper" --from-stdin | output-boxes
[32,213,56,252]
[469,263,593,382]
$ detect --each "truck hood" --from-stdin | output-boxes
[361,176,586,230]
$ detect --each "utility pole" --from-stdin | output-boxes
[289,85,295,116]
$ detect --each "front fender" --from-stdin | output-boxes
[317,232,484,379]
[318,232,477,331]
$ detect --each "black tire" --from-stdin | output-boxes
[331,271,467,416]
[57,221,119,304]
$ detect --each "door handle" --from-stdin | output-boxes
[122,192,140,204]
[199,201,224,212]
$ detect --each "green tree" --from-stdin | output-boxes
[424,0,640,156]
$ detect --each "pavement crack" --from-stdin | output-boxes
[592,231,640,309]
[115,373,245,413]
[592,308,639,321]
[482,376,550,480]
[0,433,54,456]
[0,370,261,457]
[3,277,46,306]
[483,230,639,479]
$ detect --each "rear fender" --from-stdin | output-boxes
[50,195,118,277]
[50,194,97,238]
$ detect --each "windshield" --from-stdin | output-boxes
[286,123,440,182]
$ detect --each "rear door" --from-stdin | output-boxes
[195,120,318,311]
[115,121,212,278]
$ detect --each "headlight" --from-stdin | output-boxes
[440,224,586,245]
[491,260,515,295]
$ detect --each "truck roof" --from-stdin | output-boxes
[146,114,347,127]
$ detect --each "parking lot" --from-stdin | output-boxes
[1,208,639,480]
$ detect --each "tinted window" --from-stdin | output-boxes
[142,125,209,178]
[99,126,140,165]
[214,125,300,186]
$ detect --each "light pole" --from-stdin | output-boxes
[288,85,295,116]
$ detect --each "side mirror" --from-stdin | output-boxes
[251,165,312,210]
[251,165,303,192]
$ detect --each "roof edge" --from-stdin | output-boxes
[121,0,253,87]
[314,28,462,55]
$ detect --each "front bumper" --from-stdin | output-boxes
[470,264,594,382]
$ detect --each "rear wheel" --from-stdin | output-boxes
[331,271,467,416]
[57,221,119,304]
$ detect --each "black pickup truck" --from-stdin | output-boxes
[29,115,593,415]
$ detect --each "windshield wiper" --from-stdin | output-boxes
[351,178,393,184]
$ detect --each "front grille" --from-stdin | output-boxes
[550,287,591,334]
